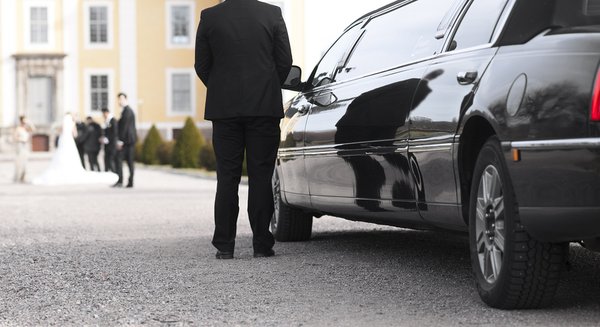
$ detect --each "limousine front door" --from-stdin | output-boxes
[409,47,497,228]
[278,95,313,207]
[304,65,429,223]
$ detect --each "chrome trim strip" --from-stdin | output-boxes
[304,151,339,157]
[409,143,453,153]
[511,138,600,150]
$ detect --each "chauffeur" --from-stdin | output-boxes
[195,0,293,259]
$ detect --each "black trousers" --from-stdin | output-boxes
[104,148,116,172]
[87,151,100,172]
[211,117,280,253]
[116,144,135,185]
[77,145,85,168]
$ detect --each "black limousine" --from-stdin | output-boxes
[272,0,600,309]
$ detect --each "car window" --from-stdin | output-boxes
[554,0,600,27]
[336,0,455,82]
[449,0,508,51]
[436,0,467,39]
[310,24,361,87]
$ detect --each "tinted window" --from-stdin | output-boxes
[310,24,361,87]
[337,0,455,81]
[554,0,600,27]
[450,0,508,51]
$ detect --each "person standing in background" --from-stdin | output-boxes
[113,93,137,188]
[195,0,293,259]
[83,116,102,172]
[101,108,118,173]
[13,116,35,183]
[74,115,87,168]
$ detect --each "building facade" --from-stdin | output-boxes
[0,0,305,152]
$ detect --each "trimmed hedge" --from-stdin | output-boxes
[141,125,163,165]
[135,142,143,163]
[172,117,206,168]
[158,141,175,165]
[199,143,217,171]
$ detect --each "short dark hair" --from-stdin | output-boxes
[86,116,93,121]
[118,92,127,99]
[19,116,26,124]
[101,108,110,113]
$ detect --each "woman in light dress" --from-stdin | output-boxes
[32,113,118,186]
[13,116,35,183]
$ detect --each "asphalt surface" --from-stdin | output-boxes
[1,158,600,326]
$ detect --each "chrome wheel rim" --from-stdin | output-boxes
[475,165,506,284]
[271,172,280,232]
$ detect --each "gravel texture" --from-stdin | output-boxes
[1,159,600,326]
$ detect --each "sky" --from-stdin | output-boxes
[303,0,393,70]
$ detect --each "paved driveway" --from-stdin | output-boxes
[0,159,599,326]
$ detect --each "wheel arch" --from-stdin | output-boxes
[458,115,498,225]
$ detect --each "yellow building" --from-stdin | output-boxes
[0,0,305,151]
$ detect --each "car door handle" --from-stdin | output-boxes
[457,71,478,85]
[297,104,311,115]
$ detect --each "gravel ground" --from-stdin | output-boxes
[1,158,600,326]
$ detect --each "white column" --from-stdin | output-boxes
[63,0,79,118]
[119,0,138,114]
[1,0,17,128]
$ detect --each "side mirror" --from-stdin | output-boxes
[283,66,304,91]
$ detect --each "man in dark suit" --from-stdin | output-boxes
[83,116,102,172]
[75,117,87,168]
[101,108,118,173]
[113,93,137,188]
[195,0,292,259]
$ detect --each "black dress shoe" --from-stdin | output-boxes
[215,251,234,260]
[253,249,275,258]
[126,183,134,188]
[111,182,123,188]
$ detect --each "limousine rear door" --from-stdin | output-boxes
[408,0,510,228]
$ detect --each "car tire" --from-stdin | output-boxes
[468,137,568,309]
[271,170,313,242]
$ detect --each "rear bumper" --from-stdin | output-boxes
[504,137,600,242]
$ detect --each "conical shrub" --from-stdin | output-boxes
[199,142,217,171]
[141,125,163,165]
[172,117,205,168]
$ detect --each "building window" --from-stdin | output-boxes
[30,7,48,44]
[167,1,195,48]
[84,2,113,49]
[24,0,55,49]
[89,6,108,44]
[84,69,114,115]
[167,69,196,116]
[90,75,109,112]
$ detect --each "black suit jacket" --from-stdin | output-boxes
[104,117,118,152]
[118,106,137,146]
[83,122,102,153]
[195,0,293,120]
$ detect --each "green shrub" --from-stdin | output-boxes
[158,141,175,165]
[141,125,163,165]
[172,117,205,168]
[199,142,217,171]
[135,142,143,163]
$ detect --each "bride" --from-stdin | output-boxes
[32,113,118,186]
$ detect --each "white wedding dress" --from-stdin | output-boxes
[32,114,119,186]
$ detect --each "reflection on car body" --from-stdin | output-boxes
[272,0,600,309]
